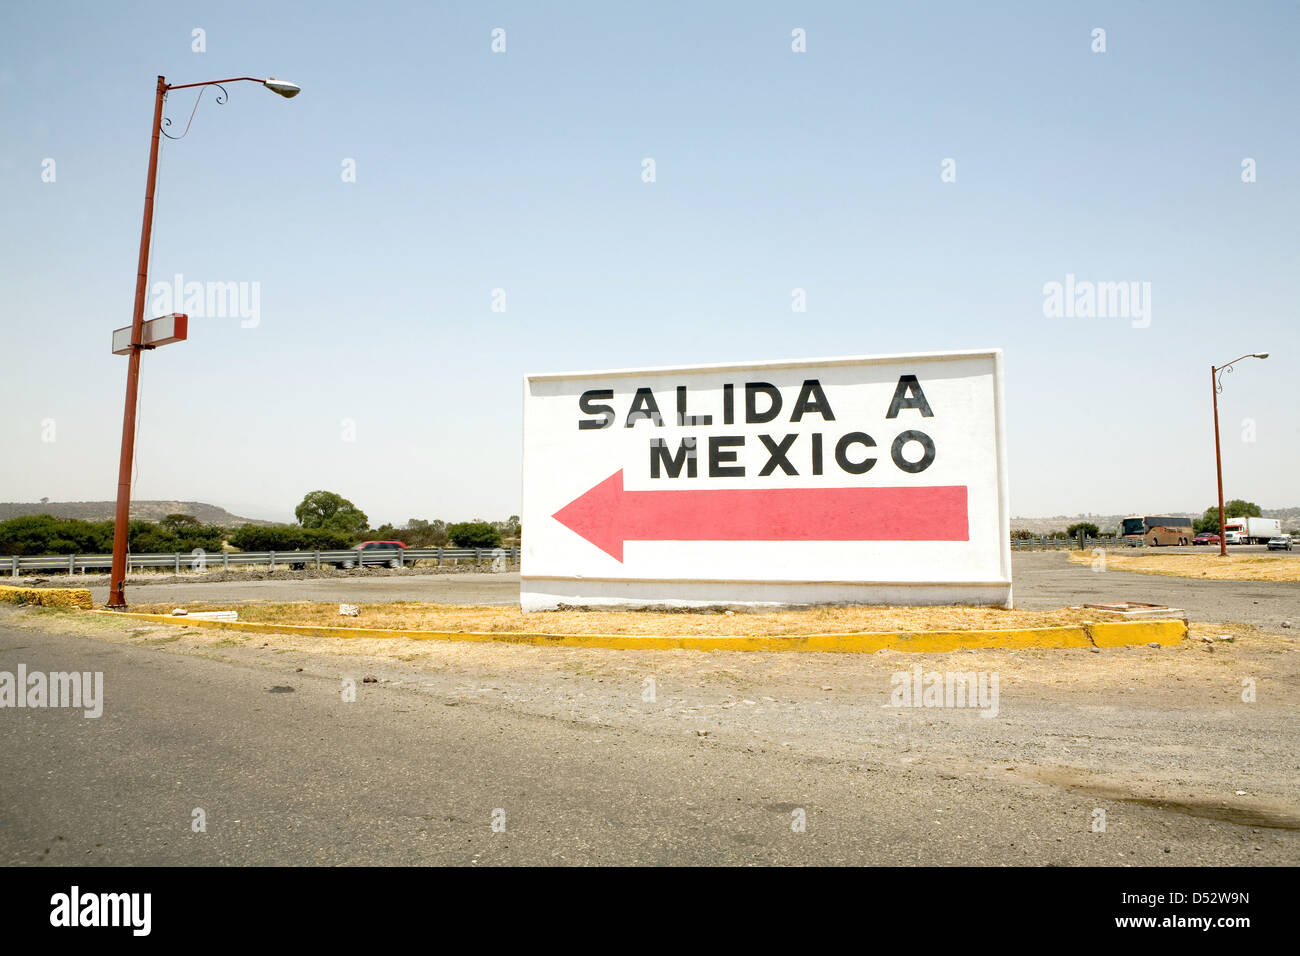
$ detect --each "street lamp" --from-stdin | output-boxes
[263,78,302,98]
[107,75,300,609]
[1210,352,1268,558]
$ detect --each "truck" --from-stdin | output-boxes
[1223,516,1281,545]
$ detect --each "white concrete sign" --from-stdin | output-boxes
[521,349,1010,611]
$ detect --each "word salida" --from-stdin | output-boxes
[577,375,938,478]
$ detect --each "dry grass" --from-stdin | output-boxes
[132,601,1108,636]
[7,606,1290,705]
[1068,550,1300,581]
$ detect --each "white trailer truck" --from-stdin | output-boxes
[1224,516,1282,545]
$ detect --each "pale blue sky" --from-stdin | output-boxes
[1,0,1295,525]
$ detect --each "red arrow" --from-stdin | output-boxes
[552,470,969,561]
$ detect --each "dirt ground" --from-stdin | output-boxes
[1067,550,1300,581]
[11,604,1284,692]
[130,600,1116,635]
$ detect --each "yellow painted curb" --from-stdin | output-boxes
[97,611,1188,653]
[1,584,93,610]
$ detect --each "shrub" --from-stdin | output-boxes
[0,516,114,555]
[128,519,224,554]
[227,524,354,552]
[447,521,502,549]
[0,515,229,555]
[403,519,449,548]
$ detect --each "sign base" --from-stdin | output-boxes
[521,578,1013,612]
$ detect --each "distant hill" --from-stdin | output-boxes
[1011,514,1128,535]
[0,501,272,527]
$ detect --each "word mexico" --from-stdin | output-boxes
[521,350,1011,611]
[579,376,942,480]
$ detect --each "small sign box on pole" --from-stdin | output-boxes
[521,349,1011,611]
[112,313,188,355]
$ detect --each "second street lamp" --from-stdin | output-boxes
[107,75,301,609]
[1210,352,1268,558]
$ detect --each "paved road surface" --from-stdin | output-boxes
[1010,552,1298,632]
[1,607,1295,865]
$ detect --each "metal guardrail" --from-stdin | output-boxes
[5,547,521,577]
[13,538,1227,572]
[1011,536,1146,550]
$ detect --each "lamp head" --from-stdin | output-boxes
[263,78,301,98]
[1254,353,1269,359]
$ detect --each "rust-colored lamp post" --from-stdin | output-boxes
[107,75,300,609]
[1210,352,1268,559]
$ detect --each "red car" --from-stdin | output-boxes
[337,540,407,569]
[1193,533,1220,546]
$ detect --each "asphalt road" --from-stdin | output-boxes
[1010,552,1299,632]
[73,552,1300,632]
[0,606,1296,865]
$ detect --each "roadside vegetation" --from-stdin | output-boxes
[0,489,521,555]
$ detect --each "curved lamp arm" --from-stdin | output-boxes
[159,75,300,140]
[1213,352,1268,392]
[167,76,300,97]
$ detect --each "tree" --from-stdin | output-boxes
[1195,499,1261,534]
[160,513,202,533]
[295,491,368,538]
[404,519,449,548]
[1066,522,1100,539]
[1224,499,1262,518]
[447,521,502,549]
